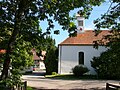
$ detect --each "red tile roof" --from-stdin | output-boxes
[0,49,6,54]
[33,54,40,60]
[59,30,110,45]
[31,49,46,60]
[31,49,40,60]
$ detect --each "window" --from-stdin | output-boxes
[78,20,83,26]
[78,52,84,64]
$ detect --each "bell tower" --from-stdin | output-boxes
[76,14,85,33]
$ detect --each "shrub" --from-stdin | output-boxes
[52,72,57,75]
[72,65,89,77]
[91,49,120,79]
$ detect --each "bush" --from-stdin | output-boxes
[72,65,89,77]
[52,72,57,75]
[91,49,120,79]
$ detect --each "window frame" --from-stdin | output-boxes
[78,52,84,65]
[78,20,83,26]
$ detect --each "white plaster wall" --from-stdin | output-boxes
[39,61,46,70]
[58,45,107,74]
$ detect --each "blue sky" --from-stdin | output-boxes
[40,1,111,46]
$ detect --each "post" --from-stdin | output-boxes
[24,81,27,90]
[106,83,109,90]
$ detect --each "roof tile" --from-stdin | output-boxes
[59,30,110,45]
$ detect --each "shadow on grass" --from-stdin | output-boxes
[45,74,98,80]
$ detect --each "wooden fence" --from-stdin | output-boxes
[13,81,27,90]
[0,81,27,90]
[106,83,120,90]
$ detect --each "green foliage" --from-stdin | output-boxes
[72,65,89,77]
[94,0,119,31]
[91,45,120,79]
[44,37,58,75]
[27,86,33,90]
[0,0,104,39]
[52,72,57,75]
[11,40,33,69]
[92,0,120,80]
[0,0,105,85]
[91,31,120,80]
[44,48,58,75]
[0,69,22,89]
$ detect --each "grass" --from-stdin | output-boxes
[45,74,98,80]
[27,86,33,90]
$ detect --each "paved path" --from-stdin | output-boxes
[21,72,120,90]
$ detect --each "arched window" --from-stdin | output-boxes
[78,52,84,65]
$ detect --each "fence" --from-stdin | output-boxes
[106,83,120,90]
[13,81,27,90]
[0,81,27,90]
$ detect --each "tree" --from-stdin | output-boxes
[91,41,120,79]
[91,0,120,79]
[0,0,105,81]
[44,36,58,75]
[94,0,119,31]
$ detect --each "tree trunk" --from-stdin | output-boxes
[0,0,32,80]
[0,6,22,81]
[0,26,19,80]
[0,50,11,79]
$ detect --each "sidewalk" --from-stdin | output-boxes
[22,75,120,90]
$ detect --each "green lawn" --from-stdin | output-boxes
[45,74,97,80]
[27,86,33,90]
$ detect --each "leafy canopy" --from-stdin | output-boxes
[0,0,105,37]
[0,0,105,83]
[94,0,119,31]
[91,0,120,79]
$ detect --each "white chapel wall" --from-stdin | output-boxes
[58,45,107,74]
